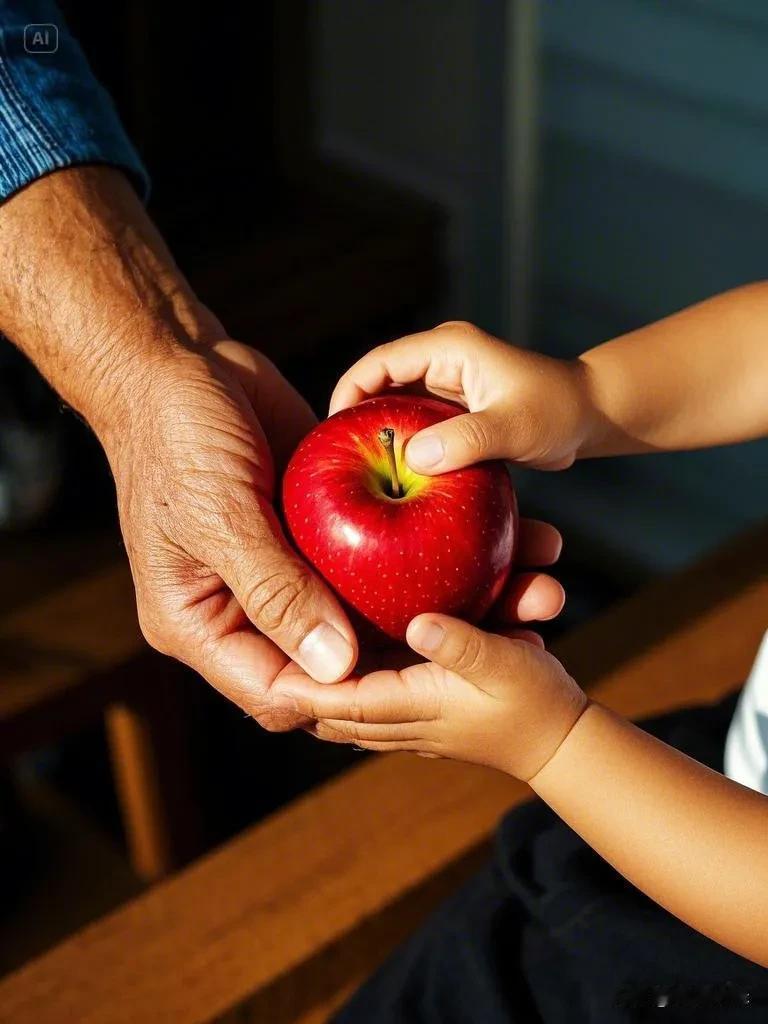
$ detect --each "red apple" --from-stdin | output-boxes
[282,394,517,642]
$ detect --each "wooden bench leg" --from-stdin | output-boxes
[105,659,199,883]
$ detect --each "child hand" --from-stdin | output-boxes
[331,321,594,474]
[271,615,588,781]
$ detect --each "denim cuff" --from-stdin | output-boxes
[0,2,149,202]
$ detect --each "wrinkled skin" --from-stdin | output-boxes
[0,167,565,729]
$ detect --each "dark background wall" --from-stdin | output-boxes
[313,0,768,575]
[533,0,768,573]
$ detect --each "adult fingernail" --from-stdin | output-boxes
[299,623,354,683]
[407,433,444,469]
[414,620,445,652]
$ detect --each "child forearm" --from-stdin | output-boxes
[579,282,768,457]
[530,701,768,967]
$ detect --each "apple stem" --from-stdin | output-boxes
[378,427,402,498]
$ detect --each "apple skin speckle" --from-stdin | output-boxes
[282,395,517,642]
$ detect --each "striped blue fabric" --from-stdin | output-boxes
[0,0,148,202]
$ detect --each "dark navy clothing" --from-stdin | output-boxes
[336,692,768,1023]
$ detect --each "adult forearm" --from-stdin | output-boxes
[577,283,768,457]
[531,701,768,967]
[0,162,358,691]
[0,166,216,445]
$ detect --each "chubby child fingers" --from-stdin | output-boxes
[329,331,448,415]
[329,320,508,416]
[310,718,428,746]
[272,670,429,725]
[406,613,528,688]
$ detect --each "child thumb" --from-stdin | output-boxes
[406,614,512,685]
[404,411,508,474]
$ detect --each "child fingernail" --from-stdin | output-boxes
[407,433,444,469]
[415,620,445,652]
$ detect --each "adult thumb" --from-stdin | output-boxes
[211,503,358,684]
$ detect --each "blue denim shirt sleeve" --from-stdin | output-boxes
[0,0,149,202]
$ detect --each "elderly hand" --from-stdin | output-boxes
[0,166,358,729]
[107,338,361,728]
[1,168,566,730]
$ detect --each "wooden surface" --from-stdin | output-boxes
[0,561,141,756]
[0,553,198,880]
[105,667,200,882]
[0,529,122,618]
[0,523,766,1023]
[0,168,445,887]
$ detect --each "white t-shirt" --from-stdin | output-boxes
[724,632,768,794]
